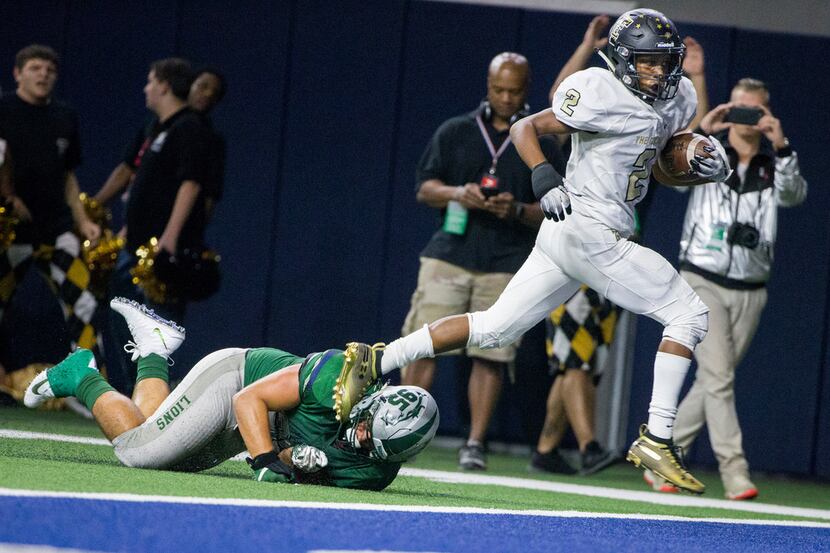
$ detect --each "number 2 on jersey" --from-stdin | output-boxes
[626,148,656,201]
[560,89,581,116]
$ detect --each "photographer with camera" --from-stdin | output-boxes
[647,78,807,500]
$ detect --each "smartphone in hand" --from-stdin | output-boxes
[724,106,763,125]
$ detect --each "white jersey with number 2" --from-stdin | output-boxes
[552,67,697,236]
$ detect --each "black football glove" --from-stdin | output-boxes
[247,450,295,483]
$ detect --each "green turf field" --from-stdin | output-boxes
[2,406,829,524]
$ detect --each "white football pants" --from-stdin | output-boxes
[113,348,249,471]
[469,212,708,351]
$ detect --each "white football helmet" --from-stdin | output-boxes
[346,385,439,463]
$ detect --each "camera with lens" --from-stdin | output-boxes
[726,222,760,249]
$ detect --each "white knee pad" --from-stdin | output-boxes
[663,308,708,351]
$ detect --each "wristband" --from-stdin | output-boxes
[248,450,279,470]
[775,138,792,158]
[531,162,564,200]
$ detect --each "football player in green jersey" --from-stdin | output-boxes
[24,297,439,491]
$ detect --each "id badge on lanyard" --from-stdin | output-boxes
[705,222,728,251]
[476,114,511,198]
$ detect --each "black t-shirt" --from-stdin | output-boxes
[0,93,81,243]
[125,107,212,252]
[125,113,225,202]
[417,111,565,273]
[123,117,160,171]
[196,114,226,203]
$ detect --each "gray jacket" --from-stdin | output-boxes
[678,140,807,286]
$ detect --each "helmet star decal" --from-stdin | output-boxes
[605,9,686,103]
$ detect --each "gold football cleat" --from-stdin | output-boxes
[626,424,705,495]
[332,342,385,422]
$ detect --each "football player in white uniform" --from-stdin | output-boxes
[360,9,732,494]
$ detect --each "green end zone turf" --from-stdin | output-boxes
[2,406,829,523]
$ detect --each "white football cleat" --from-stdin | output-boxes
[110,297,185,362]
[23,369,53,408]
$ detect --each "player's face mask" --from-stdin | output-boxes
[633,52,683,100]
[346,385,439,463]
[605,9,686,103]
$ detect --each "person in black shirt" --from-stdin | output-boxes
[102,58,214,395]
[188,68,227,218]
[94,67,226,218]
[400,52,564,470]
[0,133,9,384]
[0,44,102,366]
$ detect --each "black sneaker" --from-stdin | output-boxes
[458,444,487,470]
[529,448,577,475]
[579,441,618,475]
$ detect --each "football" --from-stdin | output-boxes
[658,133,713,184]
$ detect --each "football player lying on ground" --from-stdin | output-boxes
[24,298,439,490]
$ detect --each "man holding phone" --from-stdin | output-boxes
[646,78,807,499]
[401,52,564,470]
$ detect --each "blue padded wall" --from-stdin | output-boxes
[176,0,292,369]
[264,0,407,354]
[0,1,67,94]
[60,1,178,198]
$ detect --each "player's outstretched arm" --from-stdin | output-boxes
[510,109,574,169]
[235,367,329,482]
[234,365,301,457]
[511,110,576,221]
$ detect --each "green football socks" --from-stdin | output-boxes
[75,372,116,412]
[136,353,169,383]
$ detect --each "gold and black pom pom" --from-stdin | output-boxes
[130,237,169,304]
[0,201,18,251]
[78,193,124,298]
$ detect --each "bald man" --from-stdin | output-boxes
[400,52,565,470]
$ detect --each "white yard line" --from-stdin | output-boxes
[3,429,830,522]
[0,430,110,446]
[1,487,829,529]
[397,468,830,521]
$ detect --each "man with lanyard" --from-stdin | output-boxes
[102,58,213,395]
[400,52,564,470]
